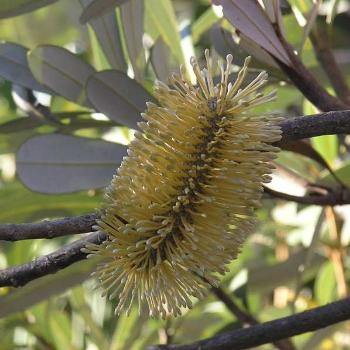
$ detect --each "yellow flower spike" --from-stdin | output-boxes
[86,51,282,318]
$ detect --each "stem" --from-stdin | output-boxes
[0,232,106,287]
[273,25,349,112]
[310,25,350,105]
[0,214,98,241]
[277,110,350,144]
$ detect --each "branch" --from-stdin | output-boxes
[264,186,350,206]
[0,232,106,287]
[147,296,350,350]
[0,213,98,241]
[277,110,350,145]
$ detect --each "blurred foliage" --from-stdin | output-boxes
[0,0,349,349]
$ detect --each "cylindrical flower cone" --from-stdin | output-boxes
[84,50,282,318]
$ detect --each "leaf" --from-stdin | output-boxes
[311,135,338,166]
[120,0,145,81]
[70,288,110,350]
[0,42,51,93]
[292,209,325,304]
[28,45,95,107]
[301,325,341,350]
[0,259,95,318]
[212,0,291,65]
[49,311,74,350]
[145,0,184,65]
[248,249,325,293]
[80,0,129,24]
[267,162,309,196]
[86,70,155,129]
[210,25,281,73]
[0,0,57,19]
[151,38,179,82]
[314,261,337,304]
[239,33,280,68]
[299,0,320,52]
[109,306,139,350]
[80,0,127,71]
[304,99,338,165]
[319,159,350,188]
[281,139,336,175]
[192,6,219,44]
[16,134,126,194]
[326,0,341,24]
[0,117,41,134]
[262,0,276,23]
[209,25,246,66]
[0,181,101,223]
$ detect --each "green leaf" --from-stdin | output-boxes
[311,135,338,166]
[0,0,57,19]
[303,99,338,165]
[192,7,219,44]
[70,287,110,350]
[109,306,139,350]
[145,0,184,65]
[0,181,101,223]
[0,117,41,134]
[80,0,127,71]
[314,261,337,305]
[120,0,145,82]
[319,159,350,187]
[0,259,95,318]
[248,249,325,294]
[49,311,76,350]
[301,324,341,350]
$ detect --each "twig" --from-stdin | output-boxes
[273,24,349,112]
[277,110,350,145]
[0,213,98,241]
[264,186,350,206]
[0,232,106,287]
[147,296,350,350]
[210,286,257,326]
[310,27,350,105]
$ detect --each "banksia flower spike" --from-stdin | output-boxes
[85,50,282,318]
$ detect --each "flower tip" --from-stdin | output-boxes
[244,56,252,66]
[190,56,197,66]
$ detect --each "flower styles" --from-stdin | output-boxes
[85,50,282,318]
